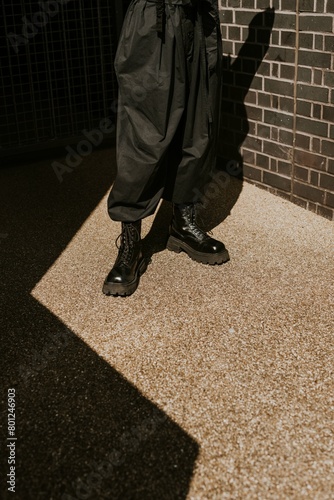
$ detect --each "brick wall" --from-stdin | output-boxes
[219,0,334,220]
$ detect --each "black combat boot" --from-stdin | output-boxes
[103,221,147,297]
[167,204,230,265]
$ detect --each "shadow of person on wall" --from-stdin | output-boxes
[198,6,276,231]
[142,7,276,257]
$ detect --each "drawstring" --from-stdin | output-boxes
[156,0,165,33]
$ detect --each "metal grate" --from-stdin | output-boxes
[0,0,123,157]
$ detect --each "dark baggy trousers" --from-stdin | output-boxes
[108,0,222,222]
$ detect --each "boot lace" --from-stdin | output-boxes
[188,205,212,238]
[115,224,140,266]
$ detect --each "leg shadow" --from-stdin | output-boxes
[199,7,276,231]
[141,9,276,245]
[141,201,173,261]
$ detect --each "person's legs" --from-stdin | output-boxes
[164,0,222,203]
[108,0,188,223]
[166,1,229,264]
[104,0,190,296]
[103,1,228,296]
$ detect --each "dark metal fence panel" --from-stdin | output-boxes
[0,0,122,157]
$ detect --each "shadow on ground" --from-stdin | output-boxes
[0,151,198,500]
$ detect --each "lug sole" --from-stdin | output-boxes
[167,235,230,265]
[102,258,148,297]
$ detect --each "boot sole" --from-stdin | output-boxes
[102,258,148,297]
[167,235,230,265]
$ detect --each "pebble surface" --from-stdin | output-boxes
[2,150,333,498]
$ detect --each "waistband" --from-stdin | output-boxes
[142,0,214,124]
[150,0,195,33]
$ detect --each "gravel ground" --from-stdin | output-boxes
[1,149,333,499]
